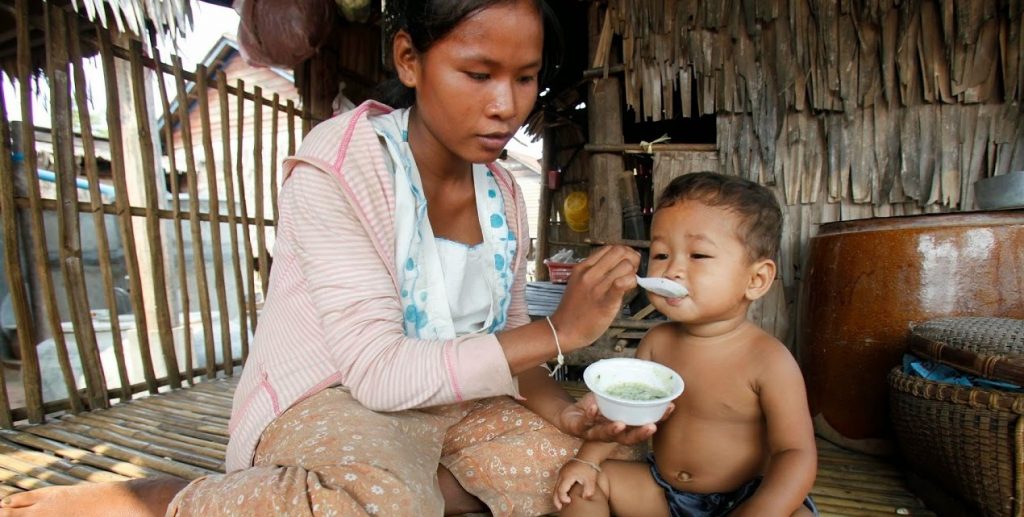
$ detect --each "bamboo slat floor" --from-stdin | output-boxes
[0,377,936,516]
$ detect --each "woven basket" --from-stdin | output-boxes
[889,317,1024,517]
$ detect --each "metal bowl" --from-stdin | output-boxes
[975,171,1024,210]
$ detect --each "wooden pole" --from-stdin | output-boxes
[97,28,157,395]
[47,3,108,410]
[68,16,132,403]
[0,86,23,427]
[216,74,241,374]
[252,86,269,296]
[127,38,179,390]
[170,56,215,381]
[235,79,259,334]
[18,0,81,416]
[150,39,193,386]
[196,65,230,378]
[587,2,625,243]
[270,93,280,225]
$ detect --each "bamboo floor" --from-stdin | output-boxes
[0,377,936,516]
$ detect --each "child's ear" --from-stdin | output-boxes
[392,30,419,88]
[745,259,776,301]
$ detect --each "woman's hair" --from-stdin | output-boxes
[374,0,563,108]
[655,172,783,263]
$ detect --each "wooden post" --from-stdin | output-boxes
[127,38,179,390]
[150,40,193,385]
[46,5,107,410]
[171,56,216,381]
[217,74,242,373]
[68,15,132,403]
[534,128,555,281]
[252,87,269,296]
[196,66,230,377]
[235,80,259,334]
[98,28,157,394]
[587,2,625,243]
[0,86,25,427]
[17,0,82,416]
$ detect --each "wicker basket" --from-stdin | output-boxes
[889,317,1024,517]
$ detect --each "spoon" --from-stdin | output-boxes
[636,276,688,298]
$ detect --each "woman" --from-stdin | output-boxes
[0,1,654,515]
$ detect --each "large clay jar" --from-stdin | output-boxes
[798,210,1024,455]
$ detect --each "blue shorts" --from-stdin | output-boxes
[647,455,820,517]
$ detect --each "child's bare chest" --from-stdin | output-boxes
[662,350,762,423]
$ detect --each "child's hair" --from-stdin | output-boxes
[656,172,782,262]
[374,0,564,108]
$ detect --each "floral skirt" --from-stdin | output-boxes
[168,387,596,516]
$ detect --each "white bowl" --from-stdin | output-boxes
[583,358,684,426]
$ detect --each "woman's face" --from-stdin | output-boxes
[396,0,544,166]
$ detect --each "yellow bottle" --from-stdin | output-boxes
[563,191,589,233]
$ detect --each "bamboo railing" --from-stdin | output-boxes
[0,3,306,424]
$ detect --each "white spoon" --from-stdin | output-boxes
[636,276,688,298]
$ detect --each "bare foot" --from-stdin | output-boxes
[0,477,187,517]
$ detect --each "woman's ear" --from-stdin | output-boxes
[745,259,776,301]
[392,30,419,88]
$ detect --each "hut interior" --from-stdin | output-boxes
[0,0,1021,515]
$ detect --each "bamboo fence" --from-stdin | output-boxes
[0,3,305,424]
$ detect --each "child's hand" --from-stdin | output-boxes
[552,458,602,510]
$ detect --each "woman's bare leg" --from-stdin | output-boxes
[0,477,186,517]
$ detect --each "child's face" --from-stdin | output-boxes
[646,200,760,324]
[400,0,544,165]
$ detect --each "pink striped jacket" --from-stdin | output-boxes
[225,101,530,470]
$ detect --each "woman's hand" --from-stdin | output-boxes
[550,246,640,351]
[557,393,673,444]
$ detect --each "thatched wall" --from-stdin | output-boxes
[541,1,1024,352]
[604,0,1024,209]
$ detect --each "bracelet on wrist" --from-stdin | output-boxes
[569,457,602,473]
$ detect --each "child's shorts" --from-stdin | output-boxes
[648,454,819,516]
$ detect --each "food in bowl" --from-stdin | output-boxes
[583,358,684,426]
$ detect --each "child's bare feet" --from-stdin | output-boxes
[0,477,188,517]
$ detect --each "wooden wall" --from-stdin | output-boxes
[546,0,1024,350]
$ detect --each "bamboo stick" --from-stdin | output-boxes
[150,37,193,386]
[216,73,242,375]
[0,429,160,479]
[23,425,210,479]
[253,86,270,295]
[18,0,81,417]
[114,405,228,438]
[0,485,24,498]
[0,466,55,491]
[270,93,281,225]
[97,27,157,395]
[104,407,229,445]
[137,397,230,423]
[8,198,276,228]
[46,4,108,411]
[68,15,132,404]
[196,65,230,379]
[171,55,216,381]
[0,438,126,483]
[55,419,224,470]
[70,412,226,456]
[127,38,179,390]
[236,80,259,333]
[0,72,23,428]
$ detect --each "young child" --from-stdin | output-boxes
[553,172,818,516]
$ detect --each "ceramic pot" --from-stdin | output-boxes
[798,210,1024,455]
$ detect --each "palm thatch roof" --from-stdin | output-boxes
[0,0,195,79]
